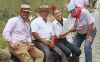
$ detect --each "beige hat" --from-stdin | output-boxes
[16,4,31,12]
[35,5,52,13]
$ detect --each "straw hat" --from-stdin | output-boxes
[16,4,31,12]
[35,5,52,13]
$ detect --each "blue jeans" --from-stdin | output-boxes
[73,27,97,62]
[56,38,81,57]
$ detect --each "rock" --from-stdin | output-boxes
[3,48,20,62]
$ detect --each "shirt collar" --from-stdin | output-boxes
[38,16,48,23]
[54,19,60,24]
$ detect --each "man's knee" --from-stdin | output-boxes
[85,40,92,50]
[38,50,44,58]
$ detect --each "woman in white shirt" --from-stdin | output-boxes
[51,7,81,62]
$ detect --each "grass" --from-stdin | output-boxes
[0,37,7,49]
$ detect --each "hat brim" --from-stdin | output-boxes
[21,10,32,12]
[16,10,32,13]
[16,10,20,13]
[35,8,52,14]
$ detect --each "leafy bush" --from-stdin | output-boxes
[0,20,8,49]
[0,38,7,49]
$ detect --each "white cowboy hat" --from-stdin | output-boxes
[35,5,52,13]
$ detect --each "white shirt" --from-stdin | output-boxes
[68,8,95,34]
[52,18,67,38]
[31,16,54,40]
[2,16,31,43]
[70,0,89,8]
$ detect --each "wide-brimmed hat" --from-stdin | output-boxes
[35,5,52,13]
[67,2,77,12]
[16,4,31,12]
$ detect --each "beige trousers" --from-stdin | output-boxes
[9,42,44,62]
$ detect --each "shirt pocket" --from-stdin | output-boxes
[48,26,53,34]
[79,20,87,25]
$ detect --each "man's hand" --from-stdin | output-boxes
[28,42,32,47]
[48,40,54,48]
[10,43,20,50]
[86,35,93,43]
[77,25,83,30]
[68,27,77,32]
[28,42,35,50]
[42,39,50,45]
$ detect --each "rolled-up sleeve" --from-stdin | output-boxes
[82,9,95,25]
[2,18,16,41]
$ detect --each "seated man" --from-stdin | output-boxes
[2,4,44,62]
[30,5,68,62]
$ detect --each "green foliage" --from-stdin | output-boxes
[62,6,69,18]
[0,0,70,20]
[0,19,8,49]
[0,20,6,35]
[0,38,7,49]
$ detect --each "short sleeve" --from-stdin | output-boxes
[82,9,95,25]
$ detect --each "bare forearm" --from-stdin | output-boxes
[59,27,76,38]
[51,35,55,43]
[59,30,70,38]
[87,23,94,37]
